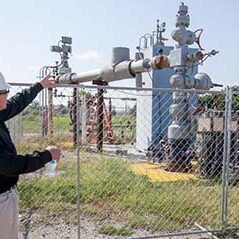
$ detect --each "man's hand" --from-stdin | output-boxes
[46,146,61,162]
[40,74,57,88]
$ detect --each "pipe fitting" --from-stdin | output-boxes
[194,72,213,90]
[152,55,170,69]
[186,51,204,62]
[56,73,77,84]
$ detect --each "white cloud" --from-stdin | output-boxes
[73,50,101,62]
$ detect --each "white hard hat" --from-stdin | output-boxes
[0,72,10,92]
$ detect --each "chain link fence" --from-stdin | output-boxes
[6,83,239,238]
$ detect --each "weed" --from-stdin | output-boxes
[98,225,133,236]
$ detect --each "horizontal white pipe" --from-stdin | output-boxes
[71,68,102,83]
[57,58,151,84]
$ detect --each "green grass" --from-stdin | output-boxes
[19,114,135,134]
[18,158,77,224]
[18,154,239,235]
[20,115,72,133]
[111,114,136,143]
[112,114,136,126]
[98,225,133,236]
[80,157,223,231]
[10,113,137,144]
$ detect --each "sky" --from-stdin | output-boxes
[0,0,238,88]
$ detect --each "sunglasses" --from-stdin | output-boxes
[0,89,9,95]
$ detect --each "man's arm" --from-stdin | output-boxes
[0,146,61,176]
[0,75,56,121]
[0,150,52,176]
[0,83,43,121]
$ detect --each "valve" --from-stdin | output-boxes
[195,29,204,50]
[206,49,219,56]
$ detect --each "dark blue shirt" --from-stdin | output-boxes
[0,83,52,193]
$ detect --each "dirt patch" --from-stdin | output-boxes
[19,214,216,239]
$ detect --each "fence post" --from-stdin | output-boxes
[76,87,81,239]
[220,87,232,230]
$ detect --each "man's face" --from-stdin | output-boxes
[0,92,8,111]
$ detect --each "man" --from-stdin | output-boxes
[0,72,61,239]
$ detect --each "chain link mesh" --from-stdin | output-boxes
[5,84,239,238]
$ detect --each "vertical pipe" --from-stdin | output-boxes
[167,91,191,172]
[42,90,48,140]
[221,87,232,229]
[81,92,87,145]
[73,88,77,147]
[96,89,104,152]
[76,87,81,239]
[48,88,54,144]
[41,90,44,139]
[109,98,112,123]
[108,98,114,143]
[45,88,48,139]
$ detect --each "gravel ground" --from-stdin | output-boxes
[19,216,218,239]
[19,219,111,239]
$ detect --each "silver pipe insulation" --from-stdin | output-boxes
[57,69,101,84]
[56,58,153,85]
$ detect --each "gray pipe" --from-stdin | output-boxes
[56,58,151,84]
